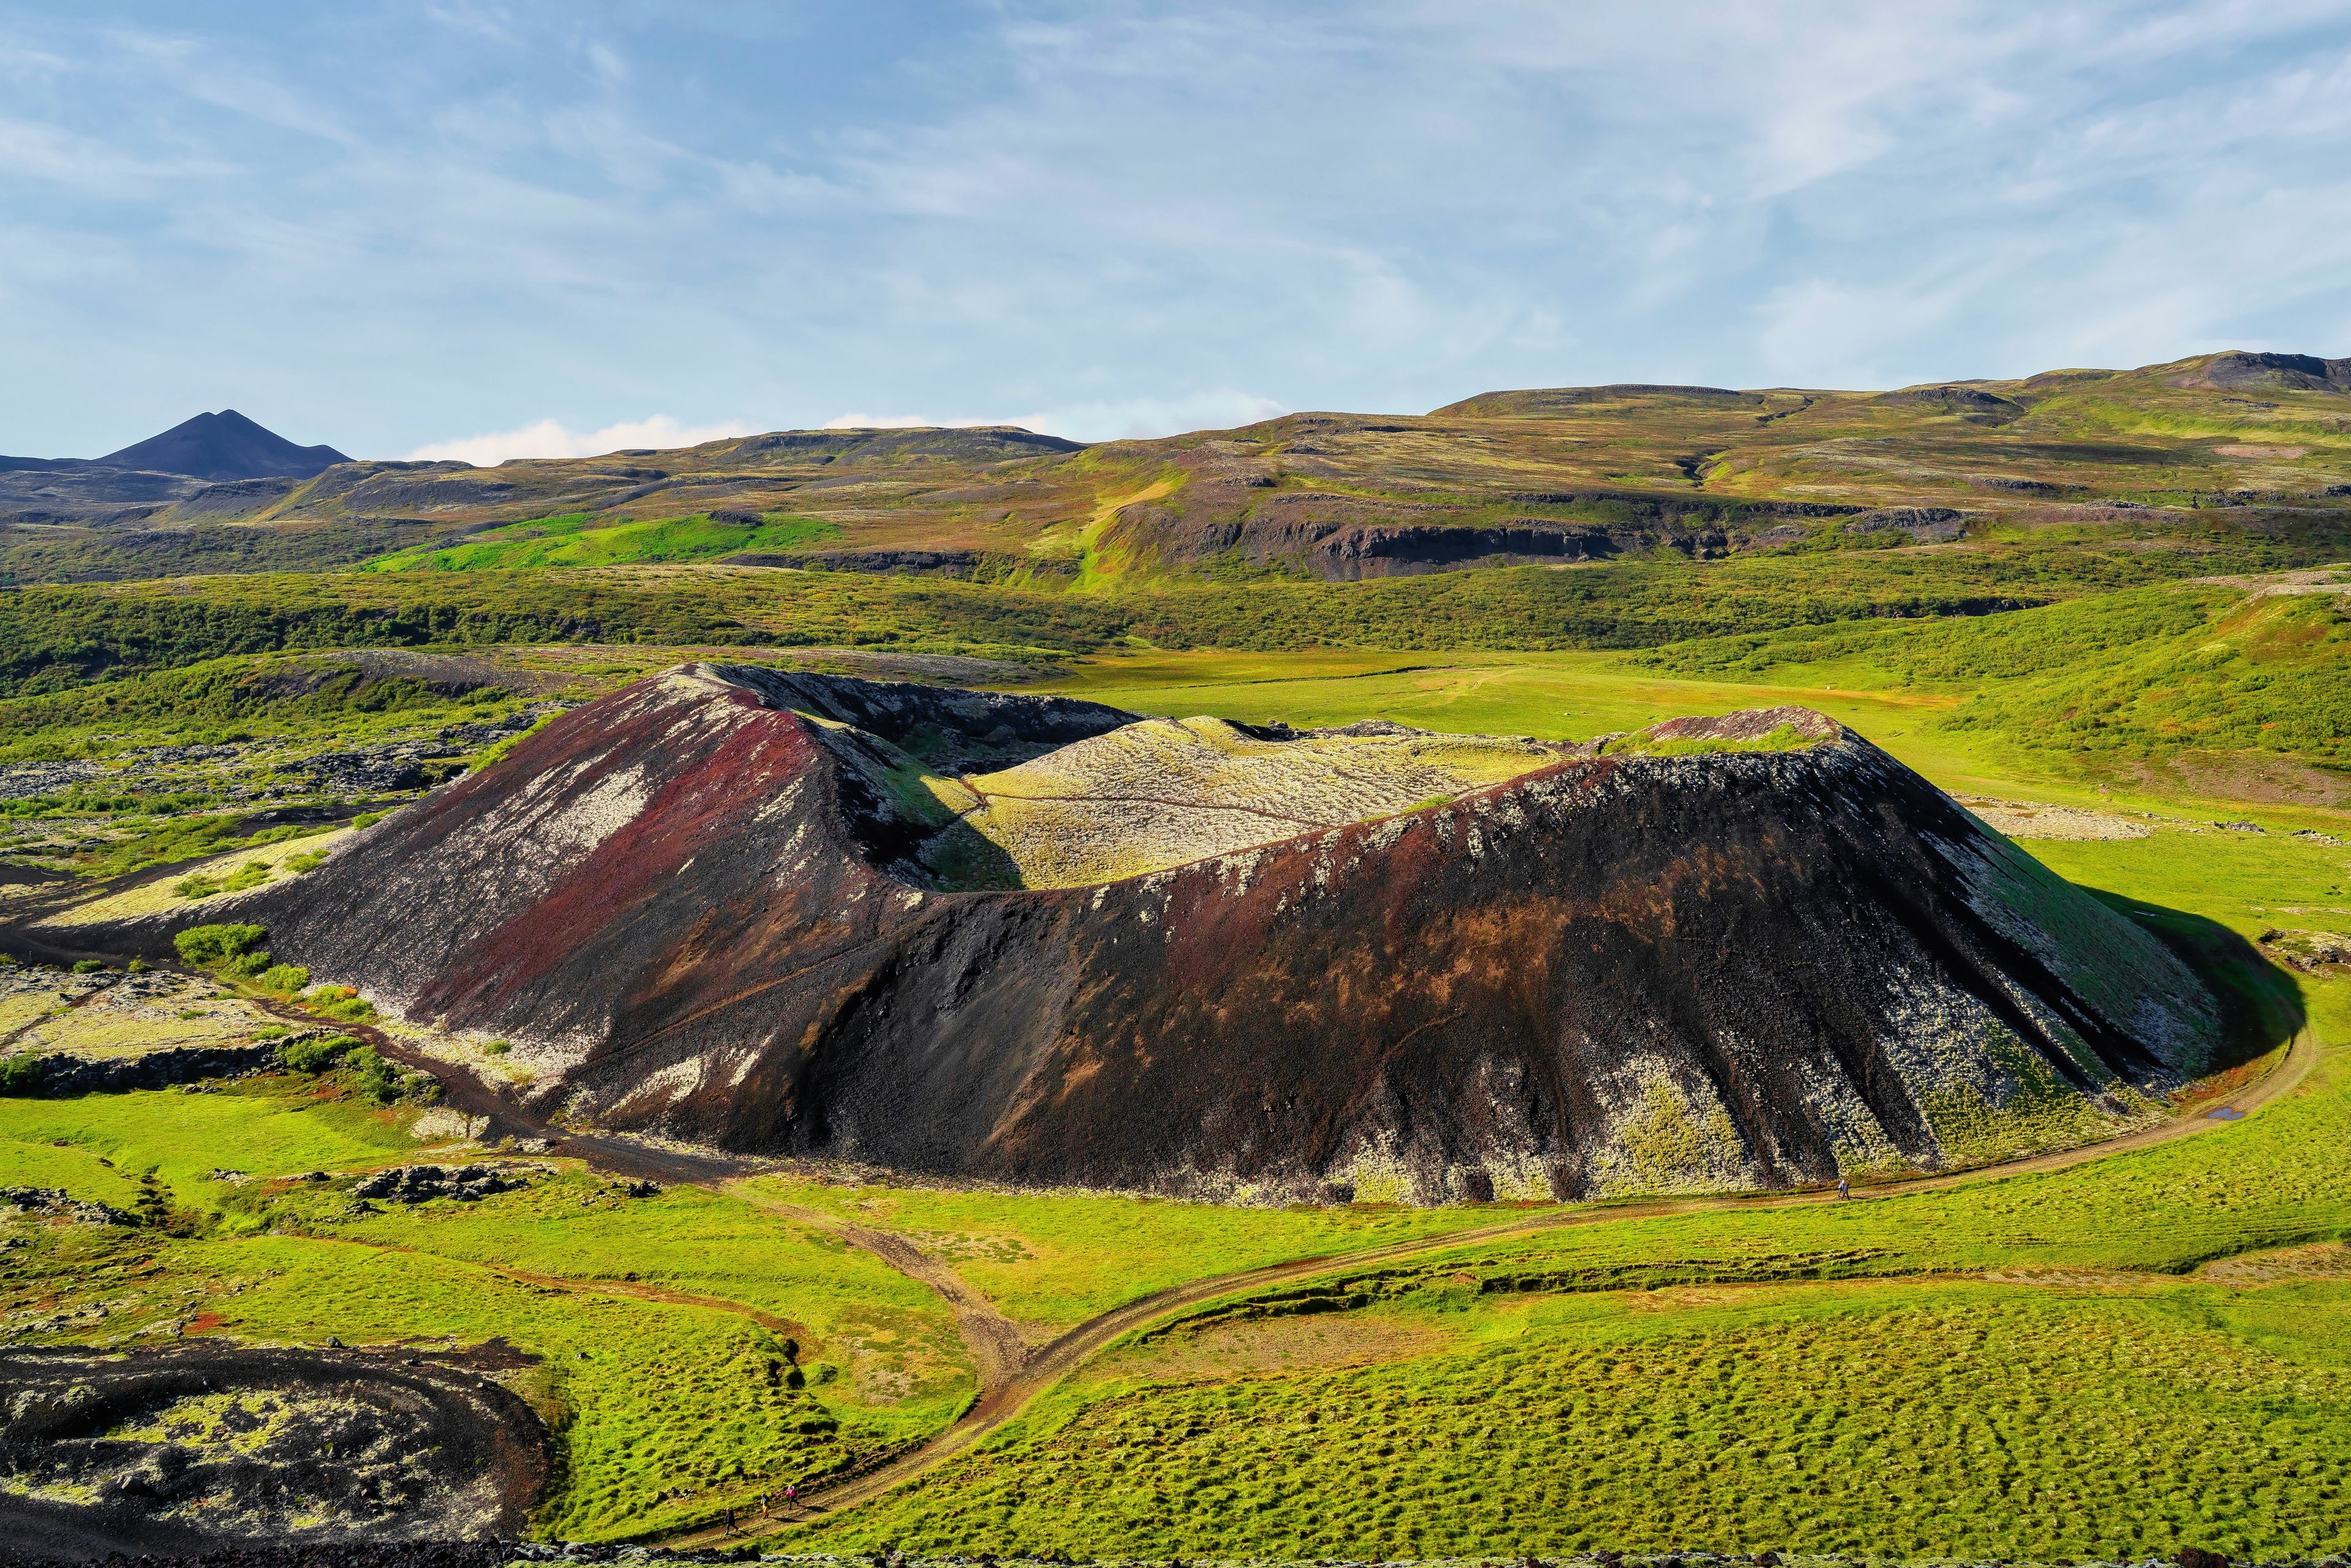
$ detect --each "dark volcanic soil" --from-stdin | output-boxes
[103,666,2227,1205]
[0,1343,547,1564]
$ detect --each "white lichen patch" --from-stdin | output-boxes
[0,968,274,1060]
[1580,1055,1762,1198]
[1874,964,2163,1167]
[1792,1055,1911,1180]
[405,1107,478,1144]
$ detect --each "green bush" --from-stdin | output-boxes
[173,859,273,900]
[284,850,330,873]
[126,958,149,974]
[345,1045,402,1104]
[70,959,103,974]
[223,949,274,979]
[0,1053,46,1094]
[350,810,389,829]
[255,963,310,995]
[277,1034,349,1074]
[173,922,266,967]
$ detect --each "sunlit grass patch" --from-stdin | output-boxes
[809,1280,2351,1562]
[358,511,840,573]
[745,1176,1510,1329]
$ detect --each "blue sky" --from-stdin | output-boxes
[4,1,2349,461]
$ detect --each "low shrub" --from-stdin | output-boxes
[347,1045,402,1104]
[0,1053,47,1094]
[277,1033,355,1074]
[255,963,311,995]
[173,922,266,967]
[70,959,104,974]
[277,1034,343,1072]
[223,949,274,979]
[173,859,273,900]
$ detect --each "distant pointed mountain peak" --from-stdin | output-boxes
[99,409,350,481]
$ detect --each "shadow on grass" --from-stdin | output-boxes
[2082,886,2305,1069]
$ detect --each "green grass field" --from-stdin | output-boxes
[746,1177,1514,1330]
[357,512,839,573]
[807,1276,2351,1562]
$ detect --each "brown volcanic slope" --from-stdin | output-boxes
[199,667,2219,1204]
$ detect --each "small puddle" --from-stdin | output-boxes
[2205,1107,2246,1121]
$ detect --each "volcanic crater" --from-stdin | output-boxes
[173,666,2222,1205]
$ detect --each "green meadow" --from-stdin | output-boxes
[744,1176,1512,1330]
[357,511,839,572]
[807,1276,2351,1562]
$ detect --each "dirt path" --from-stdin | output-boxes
[657,1023,2322,1549]
[729,1186,1033,1391]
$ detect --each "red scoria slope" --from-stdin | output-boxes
[224,666,2221,1203]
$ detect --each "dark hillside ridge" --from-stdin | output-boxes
[2177,352,2351,394]
[160,667,2227,1205]
[1431,385,1757,417]
[99,410,350,480]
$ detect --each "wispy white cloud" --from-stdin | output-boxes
[407,415,760,466]
[1,1,2348,454]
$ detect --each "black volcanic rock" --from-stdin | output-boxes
[98,409,350,480]
[2181,352,2351,394]
[173,667,2222,1204]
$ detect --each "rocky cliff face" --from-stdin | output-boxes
[225,666,2220,1203]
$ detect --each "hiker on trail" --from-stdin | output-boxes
[785,1483,800,1513]
[1836,1177,1851,1200]
[725,1506,736,1533]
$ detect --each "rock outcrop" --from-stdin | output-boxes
[206,667,2221,1204]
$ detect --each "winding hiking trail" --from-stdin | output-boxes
[649,1023,2321,1550]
